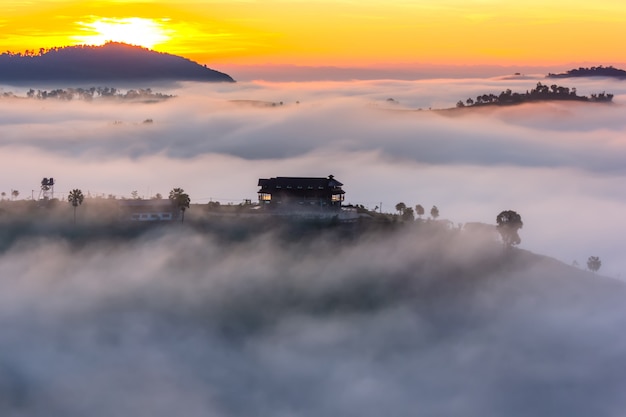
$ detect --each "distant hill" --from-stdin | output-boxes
[0,42,235,83]
[547,65,626,79]
[453,81,613,109]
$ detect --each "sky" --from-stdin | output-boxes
[2,0,626,70]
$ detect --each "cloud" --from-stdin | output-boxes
[1,226,626,416]
[1,77,625,276]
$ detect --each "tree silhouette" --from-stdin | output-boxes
[430,205,439,220]
[169,187,190,223]
[587,256,601,273]
[11,189,19,200]
[402,206,415,221]
[395,202,406,215]
[68,189,84,224]
[496,210,523,246]
[415,204,425,219]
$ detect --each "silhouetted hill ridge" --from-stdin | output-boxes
[0,42,235,82]
[548,65,626,79]
[452,81,613,109]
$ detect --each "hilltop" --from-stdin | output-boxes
[0,42,235,83]
[548,65,626,79]
[1,194,623,417]
[454,81,613,109]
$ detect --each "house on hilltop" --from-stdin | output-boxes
[257,175,345,210]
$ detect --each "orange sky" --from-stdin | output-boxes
[1,1,626,67]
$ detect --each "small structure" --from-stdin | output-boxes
[118,199,178,222]
[257,175,345,210]
[39,177,55,200]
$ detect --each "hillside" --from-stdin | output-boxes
[1,195,625,416]
[0,42,235,83]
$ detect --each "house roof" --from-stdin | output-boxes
[258,175,344,192]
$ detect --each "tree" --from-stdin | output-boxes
[11,189,19,200]
[395,202,406,215]
[68,189,84,224]
[430,205,439,220]
[587,256,601,273]
[415,204,425,219]
[496,210,523,247]
[0,192,5,200]
[402,206,415,221]
[169,187,190,223]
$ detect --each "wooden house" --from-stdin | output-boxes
[257,175,345,210]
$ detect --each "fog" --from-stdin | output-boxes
[2,226,626,417]
[1,76,626,415]
[1,76,625,275]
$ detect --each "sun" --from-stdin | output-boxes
[74,17,171,49]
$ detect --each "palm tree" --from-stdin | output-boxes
[68,189,84,224]
[11,189,19,200]
[169,187,190,223]
[395,202,406,215]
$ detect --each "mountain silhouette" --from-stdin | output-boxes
[0,42,235,83]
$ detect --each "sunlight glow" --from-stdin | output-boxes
[74,17,171,49]
[2,1,626,67]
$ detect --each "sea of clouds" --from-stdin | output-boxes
[1,76,626,416]
[1,225,626,417]
[1,76,624,275]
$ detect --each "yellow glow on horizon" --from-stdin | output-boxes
[73,17,171,49]
[0,0,625,68]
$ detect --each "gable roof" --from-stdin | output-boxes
[258,175,344,191]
